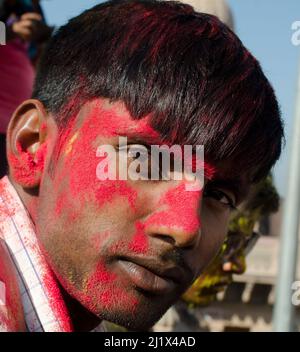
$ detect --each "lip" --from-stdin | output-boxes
[116,257,184,295]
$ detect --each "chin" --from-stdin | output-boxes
[97,294,178,331]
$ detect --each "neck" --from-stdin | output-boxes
[8,176,39,222]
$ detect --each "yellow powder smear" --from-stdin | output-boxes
[65,132,79,155]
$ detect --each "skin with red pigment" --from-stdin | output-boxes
[128,222,149,254]
[8,142,47,188]
[8,98,239,331]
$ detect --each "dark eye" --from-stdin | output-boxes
[118,144,152,180]
[203,188,236,210]
[127,145,149,162]
[118,144,149,162]
[119,144,172,181]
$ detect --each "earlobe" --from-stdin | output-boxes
[6,100,48,189]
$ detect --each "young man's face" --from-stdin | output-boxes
[30,98,239,330]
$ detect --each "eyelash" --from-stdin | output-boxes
[203,188,236,211]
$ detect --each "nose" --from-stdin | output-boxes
[144,182,203,248]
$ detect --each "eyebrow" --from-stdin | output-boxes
[122,132,164,145]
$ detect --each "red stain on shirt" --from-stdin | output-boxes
[42,271,73,332]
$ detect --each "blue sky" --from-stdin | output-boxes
[40,0,300,197]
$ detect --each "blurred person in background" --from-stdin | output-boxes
[182,175,280,305]
[0,0,53,178]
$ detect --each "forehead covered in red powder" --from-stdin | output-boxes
[82,99,160,139]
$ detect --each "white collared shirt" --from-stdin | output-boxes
[0,176,105,332]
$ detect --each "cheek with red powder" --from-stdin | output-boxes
[84,262,139,313]
[56,260,139,314]
[145,183,202,235]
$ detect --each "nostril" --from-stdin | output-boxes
[155,234,176,246]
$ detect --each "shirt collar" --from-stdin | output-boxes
[0,176,73,332]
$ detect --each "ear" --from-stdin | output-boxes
[6,99,49,189]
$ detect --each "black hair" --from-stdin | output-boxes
[33,0,284,183]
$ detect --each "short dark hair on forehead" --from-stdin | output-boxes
[33,0,284,183]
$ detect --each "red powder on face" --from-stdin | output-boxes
[87,262,116,287]
[84,262,138,309]
[8,142,47,188]
[49,100,209,319]
[90,286,139,313]
[78,261,138,314]
[145,183,202,236]
[58,100,152,213]
[51,99,165,221]
[77,262,117,311]
[97,290,114,308]
[109,239,127,255]
[40,123,47,132]
[54,191,69,216]
[128,222,148,254]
